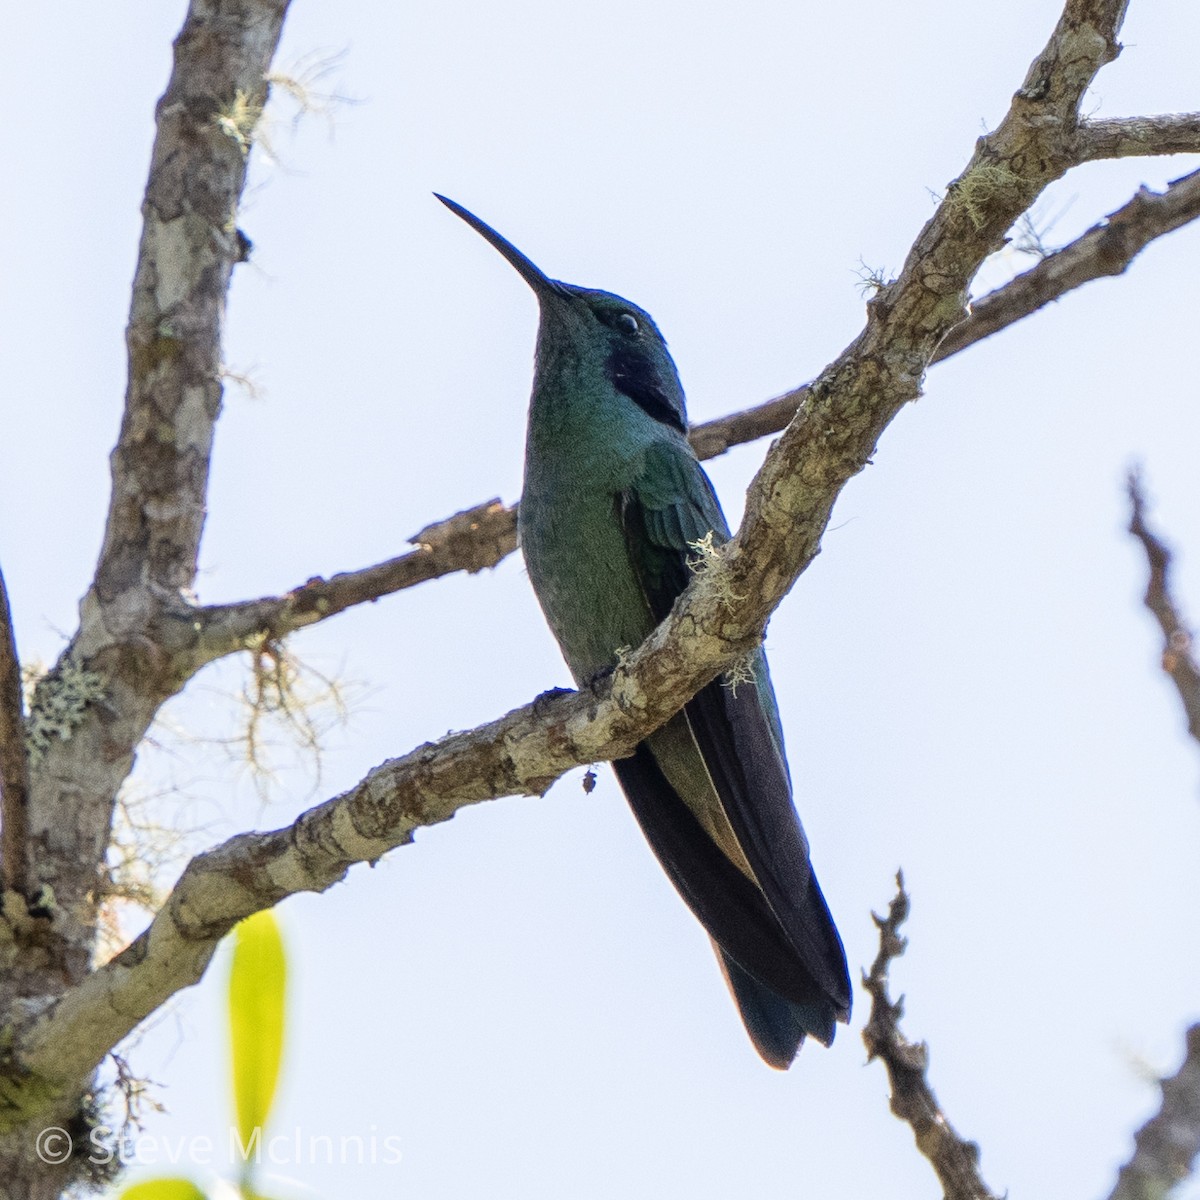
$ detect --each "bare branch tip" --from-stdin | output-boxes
[862,866,1001,1199]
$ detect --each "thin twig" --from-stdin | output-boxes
[193,500,516,660]
[1127,471,1200,745]
[1106,1024,1200,1200]
[862,872,1002,1200]
[0,564,30,896]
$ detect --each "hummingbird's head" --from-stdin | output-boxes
[436,194,688,435]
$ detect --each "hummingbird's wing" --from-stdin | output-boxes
[615,439,850,1057]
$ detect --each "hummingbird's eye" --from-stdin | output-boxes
[617,313,640,335]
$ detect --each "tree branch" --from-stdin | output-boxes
[11,0,292,991]
[862,873,1001,1200]
[190,167,1200,654]
[0,565,30,897]
[93,0,290,608]
[1076,113,1200,161]
[1106,1024,1200,1200]
[693,167,1200,456]
[192,500,517,661]
[937,167,1200,359]
[17,645,723,1087]
[8,0,1138,1107]
[1127,471,1200,745]
[0,12,296,1188]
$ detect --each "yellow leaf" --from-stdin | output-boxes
[116,1179,207,1200]
[228,909,287,1147]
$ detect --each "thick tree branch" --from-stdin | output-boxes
[205,167,1200,648]
[94,0,289,607]
[1076,113,1200,161]
[862,874,1001,1200]
[7,0,1138,1108]
[1106,1024,1200,1200]
[18,624,737,1087]
[1127,471,1200,745]
[9,0,292,1000]
[0,565,30,897]
[0,7,293,1190]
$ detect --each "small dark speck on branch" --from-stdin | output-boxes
[862,871,1002,1200]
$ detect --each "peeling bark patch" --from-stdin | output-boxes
[149,214,213,311]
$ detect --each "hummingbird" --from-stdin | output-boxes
[437,195,851,1067]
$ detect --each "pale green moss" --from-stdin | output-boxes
[687,533,747,609]
[948,163,1028,230]
[215,89,264,154]
[24,660,107,766]
[722,652,757,698]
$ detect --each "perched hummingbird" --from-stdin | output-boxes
[437,195,851,1067]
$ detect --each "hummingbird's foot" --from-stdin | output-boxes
[582,663,615,693]
[532,686,573,716]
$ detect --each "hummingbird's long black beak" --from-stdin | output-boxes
[435,194,565,302]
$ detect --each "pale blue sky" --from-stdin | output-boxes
[2,2,1199,1197]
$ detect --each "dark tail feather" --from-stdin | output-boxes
[716,947,837,1069]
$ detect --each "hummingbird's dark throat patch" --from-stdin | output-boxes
[604,345,686,434]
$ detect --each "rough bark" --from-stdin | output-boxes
[1076,112,1200,160]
